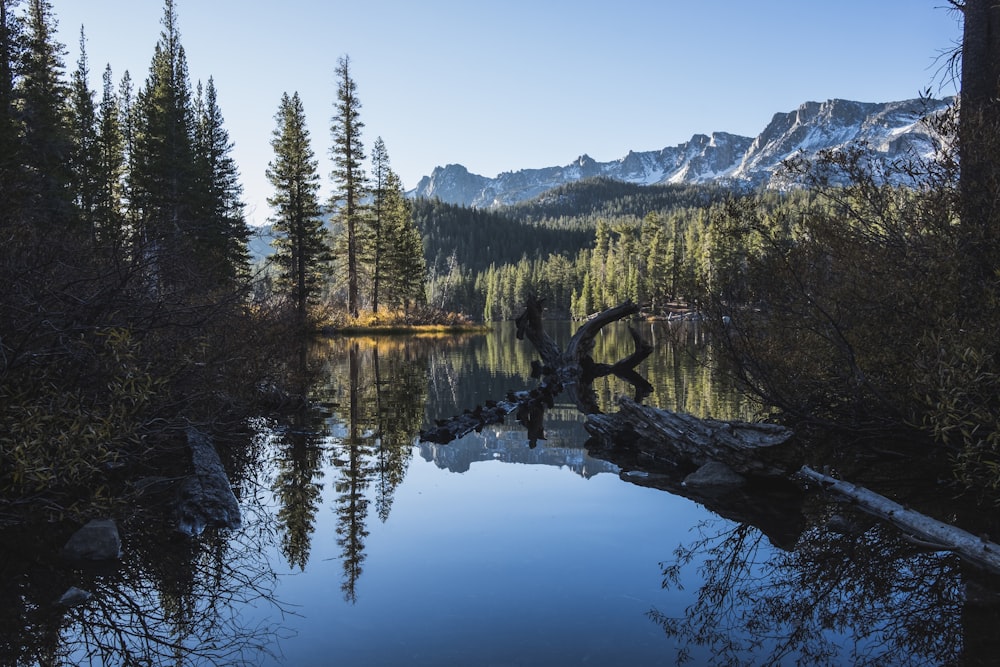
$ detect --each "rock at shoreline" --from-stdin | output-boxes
[683,461,746,491]
[61,519,121,561]
[57,586,92,607]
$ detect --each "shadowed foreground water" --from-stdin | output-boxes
[5,322,997,666]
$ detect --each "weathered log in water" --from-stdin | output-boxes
[586,397,797,478]
[422,297,649,444]
[175,428,242,536]
[515,296,647,375]
[419,387,558,445]
[425,297,795,473]
[798,466,1000,575]
[521,296,796,476]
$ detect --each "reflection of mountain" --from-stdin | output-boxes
[417,414,618,478]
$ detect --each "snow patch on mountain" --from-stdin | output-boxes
[411,97,953,208]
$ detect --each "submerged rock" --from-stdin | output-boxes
[57,586,92,607]
[61,519,121,561]
[683,461,746,491]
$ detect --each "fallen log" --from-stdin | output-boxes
[586,396,797,477]
[422,297,647,444]
[419,388,556,445]
[175,427,242,536]
[798,465,1000,575]
[423,297,795,469]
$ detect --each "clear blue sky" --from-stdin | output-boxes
[54,1,962,226]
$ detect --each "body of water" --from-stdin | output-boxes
[4,321,995,666]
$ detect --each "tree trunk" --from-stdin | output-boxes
[958,0,1000,315]
[798,466,1000,575]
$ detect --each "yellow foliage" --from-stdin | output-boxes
[0,327,157,510]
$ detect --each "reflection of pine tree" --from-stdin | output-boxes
[273,406,325,571]
[371,344,425,522]
[322,337,430,600]
[332,343,374,603]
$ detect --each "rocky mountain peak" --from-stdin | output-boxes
[411,96,954,208]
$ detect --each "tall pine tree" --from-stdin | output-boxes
[267,91,330,324]
[0,0,22,218]
[131,0,198,291]
[193,76,250,285]
[367,138,426,314]
[68,27,100,244]
[19,0,73,229]
[367,137,392,313]
[330,55,366,317]
[94,64,126,257]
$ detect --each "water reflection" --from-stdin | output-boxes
[309,337,426,602]
[651,508,1000,666]
[7,322,1000,665]
[0,440,287,666]
[272,405,326,572]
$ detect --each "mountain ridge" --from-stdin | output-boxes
[411,97,953,208]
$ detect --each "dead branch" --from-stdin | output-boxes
[798,465,1000,575]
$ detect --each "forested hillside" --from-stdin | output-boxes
[505,178,733,228]
[412,197,592,276]
[415,179,745,320]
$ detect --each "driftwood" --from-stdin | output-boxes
[175,427,242,536]
[419,389,553,445]
[421,297,652,445]
[798,466,1000,575]
[586,397,796,478]
[422,297,794,478]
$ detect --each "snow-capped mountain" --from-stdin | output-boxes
[411,97,953,208]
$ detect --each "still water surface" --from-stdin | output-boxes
[244,322,735,666]
[11,321,989,665]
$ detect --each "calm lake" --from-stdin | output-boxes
[6,321,997,666]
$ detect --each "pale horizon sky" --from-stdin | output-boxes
[53,1,963,226]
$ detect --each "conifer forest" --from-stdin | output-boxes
[4,1,1000,665]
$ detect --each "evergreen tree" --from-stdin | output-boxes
[267,91,329,323]
[118,69,139,231]
[330,54,366,316]
[68,27,100,242]
[18,0,73,228]
[193,76,250,284]
[94,64,126,256]
[131,0,198,290]
[367,136,391,313]
[0,0,22,217]
[389,187,427,311]
[368,137,425,312]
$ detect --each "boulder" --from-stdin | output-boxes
[61,518,121,561]
[57,586,92,607]
[683,461,746,490]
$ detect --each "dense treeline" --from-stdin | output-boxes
[413,197,592,275]
[0,0,268,517]
[422,192,772,321]
[416,181,745,319]
[505,177,734,228]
